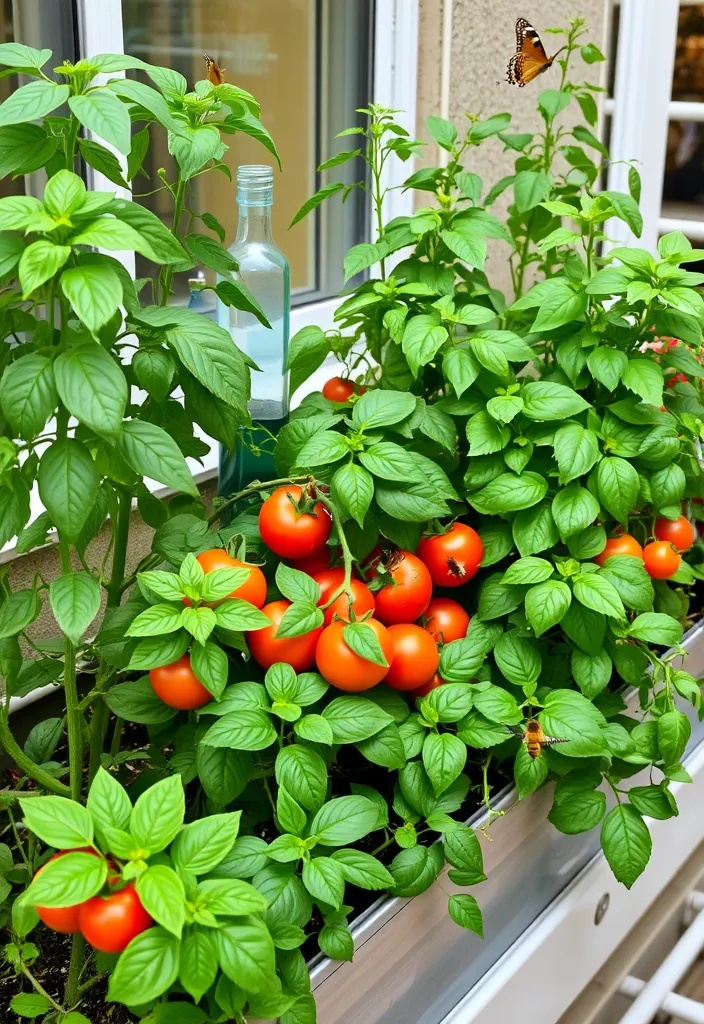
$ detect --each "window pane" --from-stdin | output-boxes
[0,0,76,199]
[120,0,372,304]
[661,4,704,248]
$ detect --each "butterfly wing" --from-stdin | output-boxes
[507,19,554,87]
[204,52,225,86]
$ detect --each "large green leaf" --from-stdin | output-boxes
[38,440,100,542]
[54,342,128,436]
[69,90,132,155]
[118,420,198,496]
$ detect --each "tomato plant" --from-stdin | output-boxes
[594,533,644,565]
[247,599,322,671]
[2,21,704,1024]
[418,523,484,587]
[316,617,394,691]
[194,548,268,607]
[423,597,471,643]
[643,540,682,579]
[655,515,696,551]
[79,884,152,954]
[314,567,376,624]
[322,376,365,402]
[384,624,440,691]
[259,484,332,558]
[149,654,212,710]
[369,551,433,625]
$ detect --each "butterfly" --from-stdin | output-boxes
[507,19,555,87]
[204,53,225,86]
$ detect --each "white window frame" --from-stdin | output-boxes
[605,0,704,252]
[1,0,419,559]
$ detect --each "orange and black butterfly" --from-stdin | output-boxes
[204,53,225,86]
[507,19,555,87]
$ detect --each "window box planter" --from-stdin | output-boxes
[305,619,704,1024]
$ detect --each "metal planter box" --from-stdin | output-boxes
[307,620,704,1024]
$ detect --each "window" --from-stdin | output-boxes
[118,0,373,307]
[606,0,704,252]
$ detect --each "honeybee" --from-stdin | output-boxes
[523,719,567,759]
[204,53,225,86]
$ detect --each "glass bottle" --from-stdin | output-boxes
[217,165,290,496]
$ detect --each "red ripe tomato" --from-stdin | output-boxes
[654,515,696,551]
[149,655,211,710]
[259,485,332,559]
[417,523,483,587]
[195,549,267,608]
[370,551,433,625]
[315,617,393,692]
[35,848,97,934]
[247,600,322,672]
[423,597,470,644]
[314,568,375,625]
[643,540,681,579]
[593,533,644,566]
[287,548,333,577]
[384,624,440,692]
[79,883,152,954]
[322,376,366,402]
[408,672,446,699]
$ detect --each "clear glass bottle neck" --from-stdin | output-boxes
[235,203,274,243]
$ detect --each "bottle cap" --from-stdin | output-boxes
[237,164,274,207]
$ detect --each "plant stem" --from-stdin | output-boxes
[370,835,394,857]
[0,703,70,797]
[64,933,85,1007]
[160,176,187,304]
[314,488,355,612]
[21,963,64,1014]
[207,475,312,526]
[7,807,30,872]
[63,627,83,803]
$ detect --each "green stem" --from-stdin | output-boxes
[160,176,187,304]
[64,933,85,1007]
[207,475,312,526]
[87,701,108,784]
[7,807,30,872]
[370,835,394,857]
[63,626,83,803]
[109,717,124,758]
[21,963,64,1014]
[0,703,70,797]
[314,488,355,613]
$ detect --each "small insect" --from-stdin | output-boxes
[523,719,567,759]
[507,18,556,87]
[204,53,225,86]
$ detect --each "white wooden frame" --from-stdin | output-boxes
[606,0,704,253]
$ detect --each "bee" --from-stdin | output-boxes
[523,719,567,759]
[204,53,226,86]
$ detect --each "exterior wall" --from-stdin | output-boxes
[416,0,611,296]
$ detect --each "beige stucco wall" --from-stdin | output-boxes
[416,0,611,296]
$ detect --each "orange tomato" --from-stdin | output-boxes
[315,617,393,691]
[246,600,322,672]
[654,515,696,552]
[384,624,440,692]
[408,672,446,699]
[314,568,375,625]
[593,533,644,566]
[643,541,681,579]
[369,551,433,625]
[149,655,211,710]
[417,523,483,587]
[194,548,267,608]
[422,597,470,644]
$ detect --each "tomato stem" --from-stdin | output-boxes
[64,933,85,1008]
[313,488,356,617]
[20,961,64,1014]
[0,701,71,797]
[207,475,313,527]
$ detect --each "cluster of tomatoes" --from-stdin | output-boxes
[34,849,151,953]
[254,485,483,695]
[147,484,483,706]
[594,515,696,578]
